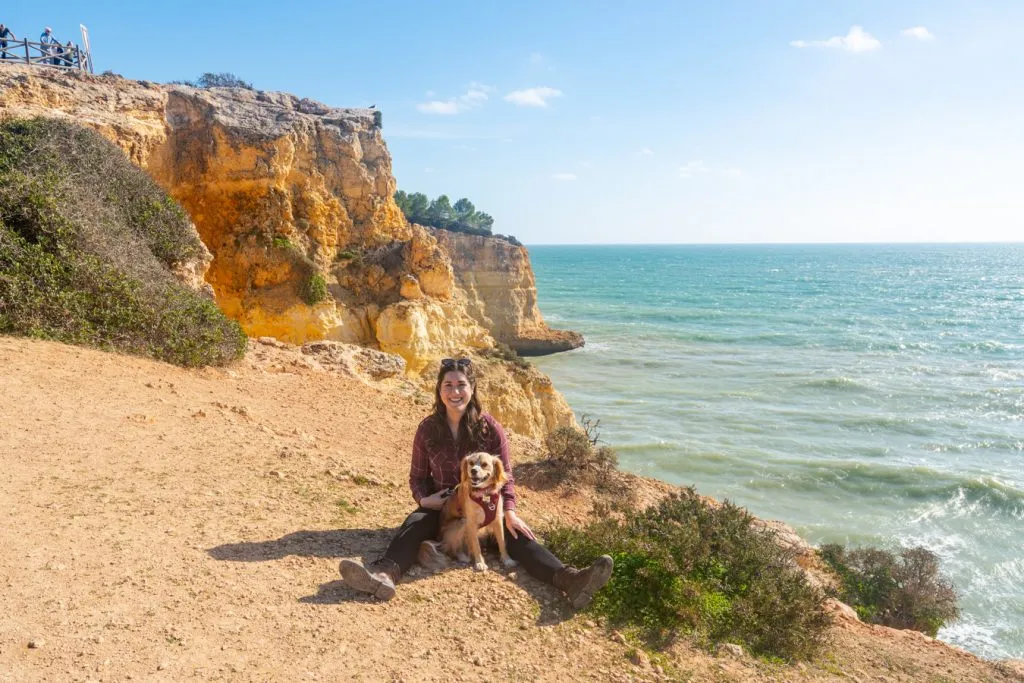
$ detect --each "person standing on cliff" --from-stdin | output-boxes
[39,26,59,65]
[0,24,16,60]
[340,357,615,607]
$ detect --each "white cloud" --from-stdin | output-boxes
[417,83,495,115]
[679,161,743,180]
[639,147,655,156]
[552,172,578,181]
[790,25,882,53]
[679,160,709,179]
[417,100,461,115]
[505,87,564,108]
[902,26,935,41]
[529,52,544,65]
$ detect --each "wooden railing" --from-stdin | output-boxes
[0,38,93,73]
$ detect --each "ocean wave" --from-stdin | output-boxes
[798,376,873,392]
[829,414,934,436]
[907,478,1024,522]
[954,339,1020,355]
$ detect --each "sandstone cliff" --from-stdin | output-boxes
[430,229,584,355]
[0,65,574,438]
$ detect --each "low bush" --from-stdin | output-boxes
[545,489,830,661]
[545,416,616,476]
[819,544,959,637]
[483,341,530,369]
[303,272,329,305]
[0,118,246,366]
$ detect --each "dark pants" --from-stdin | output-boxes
[382,507,564,584]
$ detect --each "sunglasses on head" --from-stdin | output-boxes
[440,357,472,370]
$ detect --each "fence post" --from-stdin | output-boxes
[24,39,29,65]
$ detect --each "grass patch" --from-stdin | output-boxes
[335,498,358,518]
[272,235,293,250]
[819,544,959,636]
[0,118,246,366]
[545,489,830,661]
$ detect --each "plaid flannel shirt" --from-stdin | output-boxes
[409,413,517,511]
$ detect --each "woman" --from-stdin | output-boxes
[340,358,613,608]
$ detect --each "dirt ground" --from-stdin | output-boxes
[1,336,1021,682]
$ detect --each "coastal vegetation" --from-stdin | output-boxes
[482,341,530,369]
[393,190,522,245]
[0,118,246,367]
[545,488,831,661]
[820,543,960,637]
[170,72,253,89]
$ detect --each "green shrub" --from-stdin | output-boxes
[0,118,246,366]
[483,341,530,369]
[546,426,594,472]
[272,235,293,250]
[545,489,830,661]
[372,110,382,129]
[172,72,253,89]
[303,272,328,305]
[819,544,959,637]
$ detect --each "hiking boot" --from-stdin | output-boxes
[417,540,448,571]
[553,555,614,609]
[339,558,399,600]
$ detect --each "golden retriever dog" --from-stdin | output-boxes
[420,452,515,572]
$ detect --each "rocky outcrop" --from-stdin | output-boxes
[430,229,584,355]
[0,65,576,438]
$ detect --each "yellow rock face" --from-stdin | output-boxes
[432,230,584,355]
[0,66,576,437]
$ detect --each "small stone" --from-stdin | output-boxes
[473,657,483,666]
[719,642,744,658]
[157,662,169,671]
[628,649,650,668]
[27,638,44,649]
[268,470,284,479]
[612,631,627,645]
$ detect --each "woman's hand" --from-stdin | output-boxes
[419,491,448,510]
[504,510,535,540]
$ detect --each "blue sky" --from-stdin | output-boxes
[5,1,1023,244]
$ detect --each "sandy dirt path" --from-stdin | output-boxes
[1,337,1019,682]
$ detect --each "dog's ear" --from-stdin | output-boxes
[492,456,507,487]
[460,455,472,483]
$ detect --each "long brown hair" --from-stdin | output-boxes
[426,360,490,450]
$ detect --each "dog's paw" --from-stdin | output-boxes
[473,560,488,572]
[501,556,518,568]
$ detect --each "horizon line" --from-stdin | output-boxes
[523,240,1024,247]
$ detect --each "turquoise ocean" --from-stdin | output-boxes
[527,244,1023,660]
